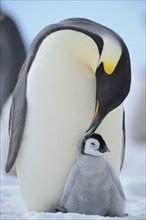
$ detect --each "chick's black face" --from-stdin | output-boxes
[80,133,109,155]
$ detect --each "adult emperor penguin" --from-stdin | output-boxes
[5,18,131,212]
[56,133,126,216]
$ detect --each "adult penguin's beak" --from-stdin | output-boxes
[86,41,131,133]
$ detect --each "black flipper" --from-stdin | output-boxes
[120,109,126,170]
[5,63,27,173]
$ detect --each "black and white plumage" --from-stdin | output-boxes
[58,133,126,217]
[5,18,131,212]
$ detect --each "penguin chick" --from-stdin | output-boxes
[57,133,126,216]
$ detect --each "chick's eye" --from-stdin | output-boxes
[91,142,95,146]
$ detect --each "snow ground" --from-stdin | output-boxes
[1,138,145,220]
[0,176,145,220]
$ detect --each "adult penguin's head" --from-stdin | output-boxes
[86,34,131,133]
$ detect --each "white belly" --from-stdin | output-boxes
[16,30,123,212]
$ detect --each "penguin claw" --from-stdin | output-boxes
[45,206,59,213]
[47,206,67,213]
[59,207,67,213]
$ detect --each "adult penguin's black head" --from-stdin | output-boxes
[86,34,131,133]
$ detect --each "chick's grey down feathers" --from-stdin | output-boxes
[55,134,125,216]
[57,143,126,216]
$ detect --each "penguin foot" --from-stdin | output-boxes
[45,206,59,213]
[47,206,67,213]
[105,212,128,217]
[58,207,67,213]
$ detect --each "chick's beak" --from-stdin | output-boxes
[106,147,110,152]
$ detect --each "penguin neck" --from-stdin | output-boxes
[78,153,106,173]
[38,29,99,73]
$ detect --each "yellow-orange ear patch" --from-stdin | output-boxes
[99,35,122,75]
[103,61,115,75]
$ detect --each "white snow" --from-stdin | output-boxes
[1,173,145,220]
